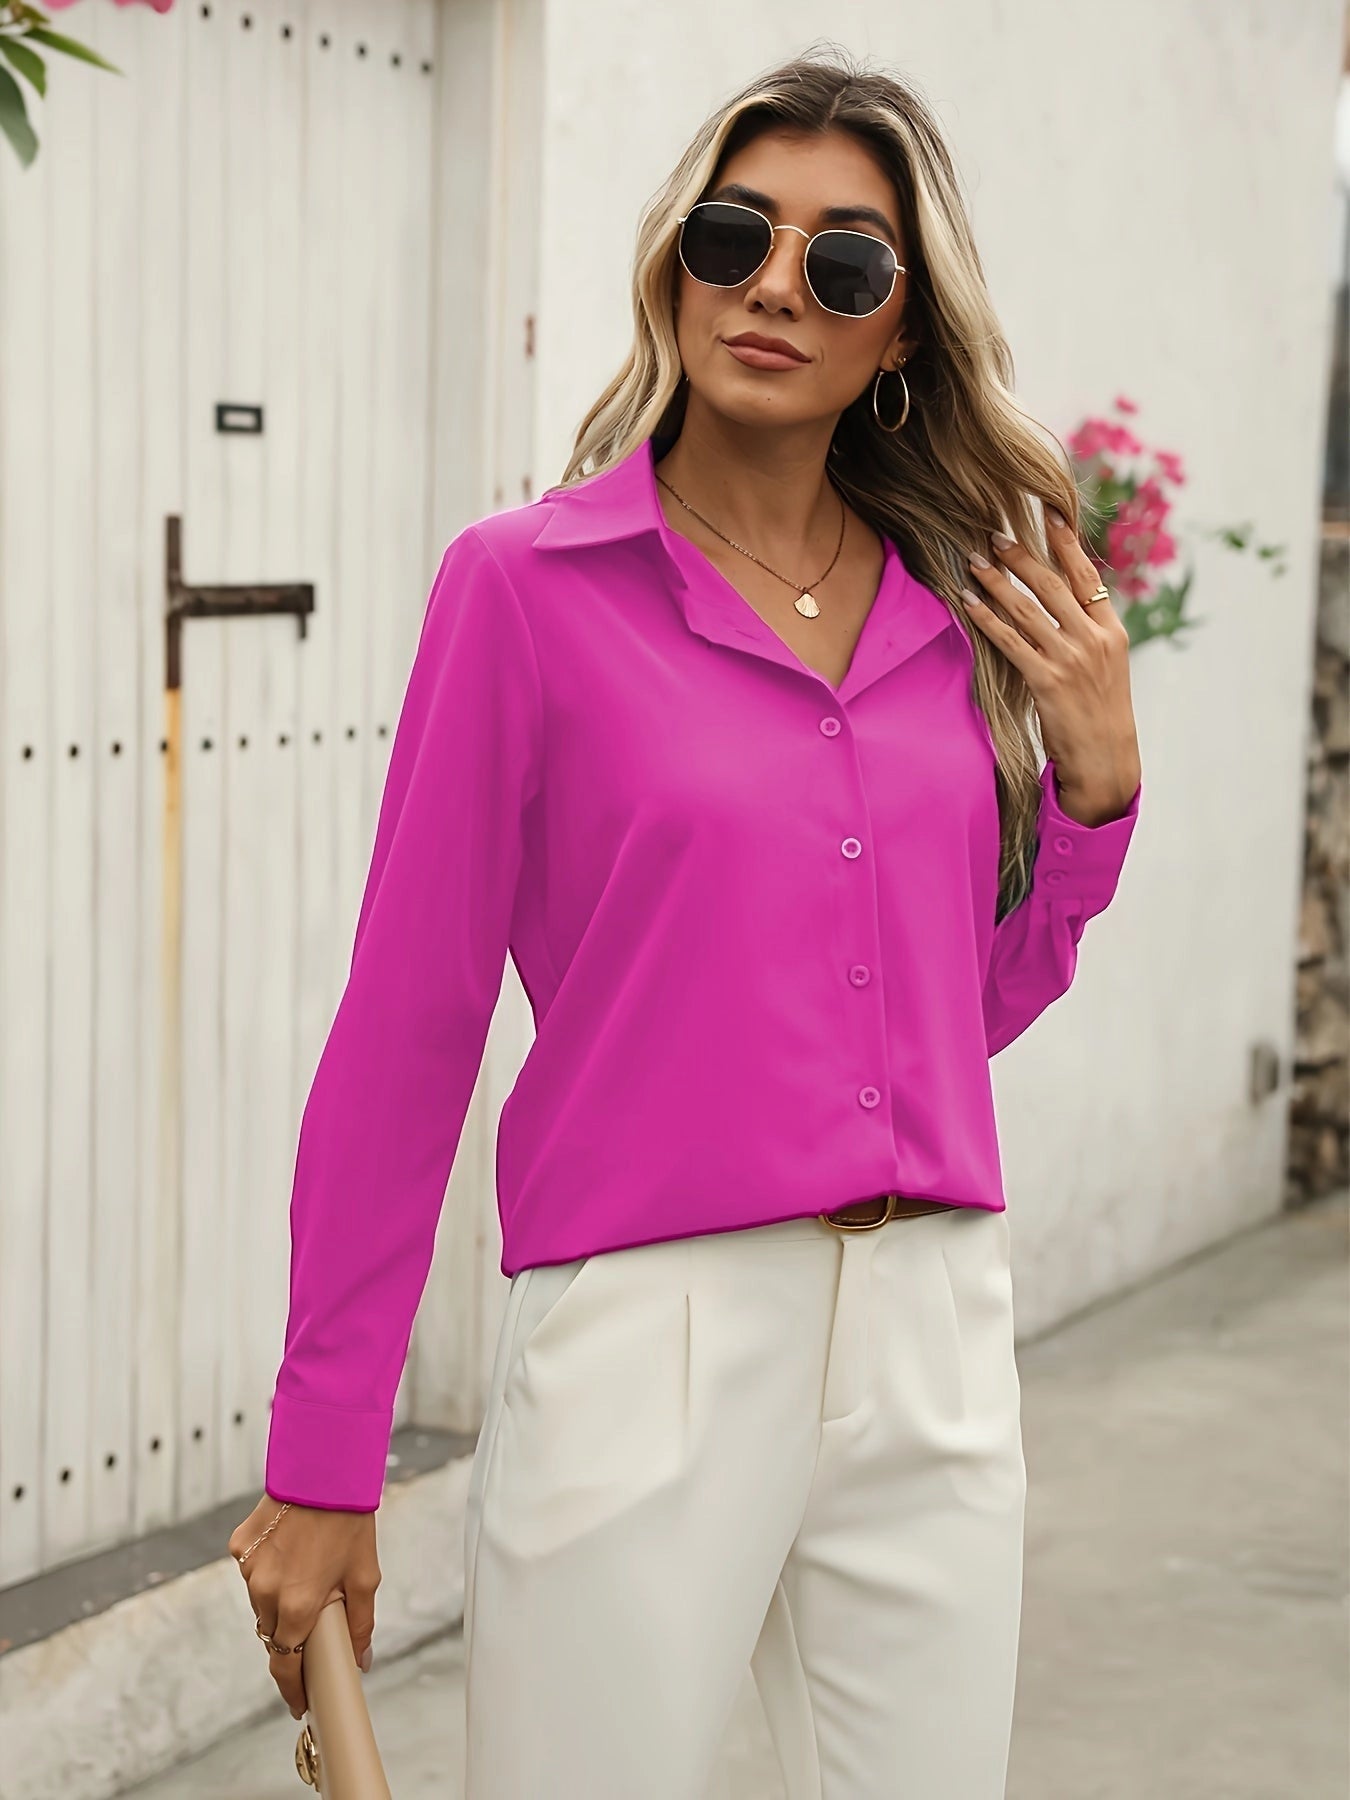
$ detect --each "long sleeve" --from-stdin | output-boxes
[264,525,543,1511]
[982,757,1141,1059]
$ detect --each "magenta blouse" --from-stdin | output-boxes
[265,434,1142,1510]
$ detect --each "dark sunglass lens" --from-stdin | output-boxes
[680,203,772,288]
[807,231,896,316]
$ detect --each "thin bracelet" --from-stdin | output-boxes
[235,1501,291,1567]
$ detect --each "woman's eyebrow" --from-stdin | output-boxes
[705,181,900,249]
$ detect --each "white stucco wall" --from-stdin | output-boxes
[530,0,1346,1326]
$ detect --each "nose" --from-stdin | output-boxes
[744,225,811,315]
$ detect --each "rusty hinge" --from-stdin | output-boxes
[164,514,315,691]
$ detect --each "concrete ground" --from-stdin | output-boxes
[122,1192,1349,1800]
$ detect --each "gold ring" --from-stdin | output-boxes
[256,1616,305,1656]
[1083,584,1110,606]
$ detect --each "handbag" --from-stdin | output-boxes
[293,1595,392,1797]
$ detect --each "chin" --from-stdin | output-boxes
[691,377,812,431]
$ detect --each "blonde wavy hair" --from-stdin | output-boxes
[552,45,1087,919]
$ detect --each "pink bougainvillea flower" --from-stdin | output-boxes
[1131,475,1171,527]
[42,0,176,11]
[1145,530,1178,568]
[1068,415,1146,461]
[1066,416,1114,459]
[1104,421,1145,457]
[1105,521,1140,570]
[1065,394,1278,645]
[1107,505,1160,569]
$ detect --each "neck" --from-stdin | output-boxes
[653,403,842,564]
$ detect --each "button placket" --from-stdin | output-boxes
[830,749,891,1130]
[823,714,883,1094]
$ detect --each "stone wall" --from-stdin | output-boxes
[1288,526,1350,1204]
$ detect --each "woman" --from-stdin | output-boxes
[230,49,1142,1798]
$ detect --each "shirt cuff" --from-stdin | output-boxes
[264,1388,391,1512]
[1033,758,1142,903]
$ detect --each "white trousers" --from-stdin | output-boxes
[463,1204,1026,1798]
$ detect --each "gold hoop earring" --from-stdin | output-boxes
[871,362,910,433]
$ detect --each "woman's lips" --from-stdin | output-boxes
[722,341,810,371]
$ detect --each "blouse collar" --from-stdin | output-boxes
[532,434,962,705]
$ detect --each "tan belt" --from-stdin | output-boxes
[818,1192,960,1233]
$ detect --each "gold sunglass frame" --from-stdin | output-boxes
[675,199,906,318]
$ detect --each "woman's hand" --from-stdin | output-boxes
[961,510,1142,826]
[228,1494,380,1721]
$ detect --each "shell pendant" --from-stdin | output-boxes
[794,592,821,618]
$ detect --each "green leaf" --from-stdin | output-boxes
[0,64,37,167]
[22,26,122,76]
[0,36,46,96]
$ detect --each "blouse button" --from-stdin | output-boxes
[841,836,863,859]
[848,964,871,987]
[858,1085,882,1109]
[819,716,842,736]
[1052,834,1074,854]
[1045,869,1067,885]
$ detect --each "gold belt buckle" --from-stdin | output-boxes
[819,1192,899,1233]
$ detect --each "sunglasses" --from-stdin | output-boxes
[676,199,904,319]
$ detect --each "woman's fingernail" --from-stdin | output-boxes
[360,1645,373,1673]
[968,551,991,569]
[990,530,1016,550]
[1045,505,1066,529]
[960,587,982,607]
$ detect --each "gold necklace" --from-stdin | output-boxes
[655,471,846,618]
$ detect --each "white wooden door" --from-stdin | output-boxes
[0,0,462,1584]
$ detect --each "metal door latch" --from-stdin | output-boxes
[164,513,315,690]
